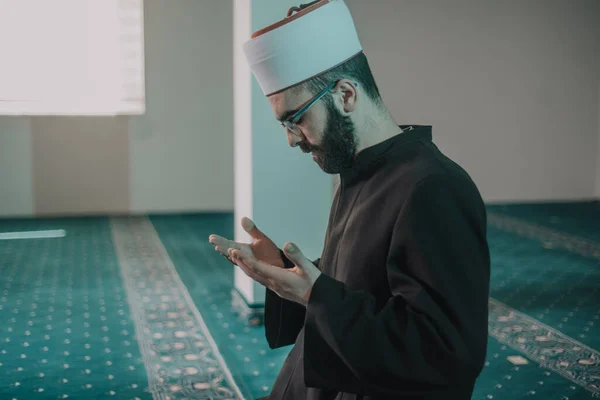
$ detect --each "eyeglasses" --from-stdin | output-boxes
[281,80,357,135]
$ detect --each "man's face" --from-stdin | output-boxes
[269,86,358,174]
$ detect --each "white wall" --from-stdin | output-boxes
[1,0,599,218]
[0,118,33,217]
[0,0,234,217]
[32,117,130,216]
[347,0,600,203]
[129,0,234,213]
[596,83,600,198]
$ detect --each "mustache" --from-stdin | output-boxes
[299,143,317,153]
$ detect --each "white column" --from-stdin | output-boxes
[233,0,333,312]
[595,83,600,198]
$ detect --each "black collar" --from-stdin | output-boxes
[339,125,433,185]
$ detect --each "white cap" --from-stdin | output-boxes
[242,0,363,97]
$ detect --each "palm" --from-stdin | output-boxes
[209,217,284,268]
[250,237,284,268]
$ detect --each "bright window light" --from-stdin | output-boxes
[0,0,145,116]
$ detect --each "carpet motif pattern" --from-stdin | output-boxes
[111,216,244,399]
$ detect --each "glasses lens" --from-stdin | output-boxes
[283,121,300,135]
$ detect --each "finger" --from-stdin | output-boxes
[220,252,237,265]
[231,248,287,281]
[241,217,267,241]
[208,234,231,248]
[230,251,272,287]
[282,242,308,267]
[209,235,239,253]
[215,245,234,257]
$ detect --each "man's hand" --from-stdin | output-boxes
[209,217,284,268]
[229,242,322,306]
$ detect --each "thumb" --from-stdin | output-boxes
[283,242,308,266]
[241,217,266,240]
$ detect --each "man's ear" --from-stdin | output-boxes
[335,80,358,113]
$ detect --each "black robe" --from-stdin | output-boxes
[263,125,490,400]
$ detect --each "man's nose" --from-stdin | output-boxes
[287,130,302,148]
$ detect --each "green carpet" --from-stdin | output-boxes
[487,227,599,349]
[0,201,598,399]
[149,206,599,399]
[487,201,600,244]
[0,217,150,399]
[149,214,291,399]
[480,203,600,399]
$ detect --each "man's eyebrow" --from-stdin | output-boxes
[276,108,299,122]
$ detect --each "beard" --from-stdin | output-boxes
[299,102,358,174]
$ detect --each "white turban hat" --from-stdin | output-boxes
[242,0,363,97]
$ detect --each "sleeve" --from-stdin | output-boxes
[302,175,491,396]
[263,249,321,349]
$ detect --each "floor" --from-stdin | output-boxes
[0,201,598,399]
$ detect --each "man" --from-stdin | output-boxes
[209,1,490,398]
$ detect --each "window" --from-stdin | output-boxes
[0,0,145,115]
